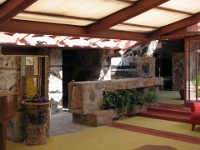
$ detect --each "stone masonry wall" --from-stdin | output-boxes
[0,49,24,142]
[68,77,163,115]
[172,52,184,90]
[68,77,163,126]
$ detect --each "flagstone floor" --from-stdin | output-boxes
[50,90,183,136]
[50,110,93,136]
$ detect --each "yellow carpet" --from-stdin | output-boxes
[7,121,200,150]
[116,116,200,138]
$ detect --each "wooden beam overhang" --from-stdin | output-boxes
[0,20,148,41]
[86,0,169,34]
[0,0,37,27]
[149,12,200,39]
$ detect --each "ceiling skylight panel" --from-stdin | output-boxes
[110,24,155,33]
[14,13,93,26]
[24,0,66,12]
[0,0,5,5]
[83,1,130,19]
[159,0,200,13]
[124,9,190,27]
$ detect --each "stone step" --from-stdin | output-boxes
[147,104,191,116]
[137,102,191,123]
[138,111,190,123]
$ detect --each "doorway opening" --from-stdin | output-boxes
[62,49,102,109]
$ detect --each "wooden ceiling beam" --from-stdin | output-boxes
[86,0,169,34]
[92,29,148,41]
[0,0,37,27]
[149,12,200,39]
[0,20,148,41]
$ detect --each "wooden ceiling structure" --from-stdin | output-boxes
[0,0,200,50]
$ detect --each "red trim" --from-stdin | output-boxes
[108,122,200,145]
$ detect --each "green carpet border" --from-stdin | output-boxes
[108,122,200,145]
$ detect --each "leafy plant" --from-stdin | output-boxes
[143,91,158,104]
[101,89,158,114]
[101,91,119,109]
[130,89,146,106]
[119,89,135,111]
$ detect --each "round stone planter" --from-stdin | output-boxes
[21,101,51,146]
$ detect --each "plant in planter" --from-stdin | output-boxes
[130,89,146,106]
[101,91,120,110]
[119,89,135,114]
[143,91,158,104]
[101,89,136,115]
[101,89,158,116]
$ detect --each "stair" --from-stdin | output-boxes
[137,102,191,123]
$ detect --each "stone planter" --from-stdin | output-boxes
[21,101,51,146]
[135,105,147,114]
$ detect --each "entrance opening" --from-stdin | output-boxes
[62,49,102,109]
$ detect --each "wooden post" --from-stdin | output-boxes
[0,91,18,150]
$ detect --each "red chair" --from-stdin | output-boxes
[190,102,200,130]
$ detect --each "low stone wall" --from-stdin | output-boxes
[68,77,163,126]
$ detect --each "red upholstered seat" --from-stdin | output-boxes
[190,102,200,130]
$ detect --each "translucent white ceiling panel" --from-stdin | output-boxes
[14,13,94,26]
[24,0,131,19]
[124,8,190,27]
[110,24,156,33]
[160,0,200,14]
[0,0,5,4]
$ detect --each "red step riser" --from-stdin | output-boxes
[137,103,191,123]
[138,113,190,123]
[147,107,190,116]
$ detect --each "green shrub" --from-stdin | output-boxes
[101,89,158,112]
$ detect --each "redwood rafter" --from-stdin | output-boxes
[0,0,37,27]
[0,20,148,41]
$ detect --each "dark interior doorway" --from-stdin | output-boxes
[162,58,172,90]
[62,49,102,108]
[62,50,76,108]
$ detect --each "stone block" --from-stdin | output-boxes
[108,109,120,119]
[73,110,112,127]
